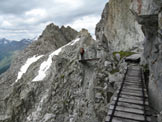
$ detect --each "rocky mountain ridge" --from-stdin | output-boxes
[0,0,162,122]
[0,21,124,122]
[0,38,32,55]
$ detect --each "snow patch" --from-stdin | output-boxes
[70,38,80,45]
[32,38,80,82]
[15,55,43,82]
[32,49,62,82]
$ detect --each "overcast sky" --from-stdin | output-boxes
[0,0,108,40]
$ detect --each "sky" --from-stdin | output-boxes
[0,0,108,41]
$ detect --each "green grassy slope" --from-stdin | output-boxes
[0,52,14,75]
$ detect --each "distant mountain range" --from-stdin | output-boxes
[0,38,32,75]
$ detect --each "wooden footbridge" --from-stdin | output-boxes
[105,64,151,122]
[79,58,100,63]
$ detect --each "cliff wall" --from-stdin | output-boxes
[96,0,144,52]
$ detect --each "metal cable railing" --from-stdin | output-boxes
[141,68,147,121]
[108,67,128,122]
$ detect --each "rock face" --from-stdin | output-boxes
[130,0,162,120]
[25,23,78,56]
[0,0,161,122]
[0,24,78,94]
[0,24,79,122]
[0,22,126,122]
[97,0,162,118]
[95,0,144,52]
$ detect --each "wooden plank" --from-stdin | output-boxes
[124,82,142,86]
[126,75,140,78]
[127,72,139,74]
[123,84,142,88]
[121,94,148,101]
[125,79,141,82]
[124,80,141,84]
[109,105,144,114]
[123,86,146,92]
[113,97,148,105]
[117,90,143,96]
[126,76,140,79]
[119,82,141,86]
[108,110,151,121]
[119,83,142,88]
[126,76,140,78]
[124,81,142,86]
[128,67,140,69]
[79,58,100,62]
[127,71,140,73]
[120,94,143,101]
[111,101,149,110]
[122,88,147,94]
[113,97,149,105]
[105,115,142,122]
[122,89,144,94]
[115,91,148,99]
[120,91,148,98]
[122,88,142,92]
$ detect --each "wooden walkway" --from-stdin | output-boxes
[79,58,100,63]
[105,65,151,122]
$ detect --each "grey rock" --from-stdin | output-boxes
[2,0,161,122]
[0,25,118,122]
[125,53,141,61]
[95,93,102,99]
[158,111,162,122]
[96,0,144,52]
[0,23,79,122]
[132,0,162,114]
[104,61,111,67]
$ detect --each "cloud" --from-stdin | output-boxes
[25,9,48,24]
[0,0,108,40]
[66,15,101,36]
[54,0,83,9]
[25,9,47,17]
[0,0,38,14]
[1,20,12,27]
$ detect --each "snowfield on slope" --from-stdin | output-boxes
[15,55,44,82]
[32,38,80,82]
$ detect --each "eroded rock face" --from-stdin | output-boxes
[25,23,78,56]
[96,0,144,52]
[0,23,78,122]
[0,23,126,122]
[2,0,162,121]
[130,0,160,15]
[131,0,162,116]
[96,0,162,120]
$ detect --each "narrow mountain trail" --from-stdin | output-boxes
[105,64,151,122]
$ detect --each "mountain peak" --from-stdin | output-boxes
[0,38,9,44]
[79,28,90,36]
[18,23,79,57]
